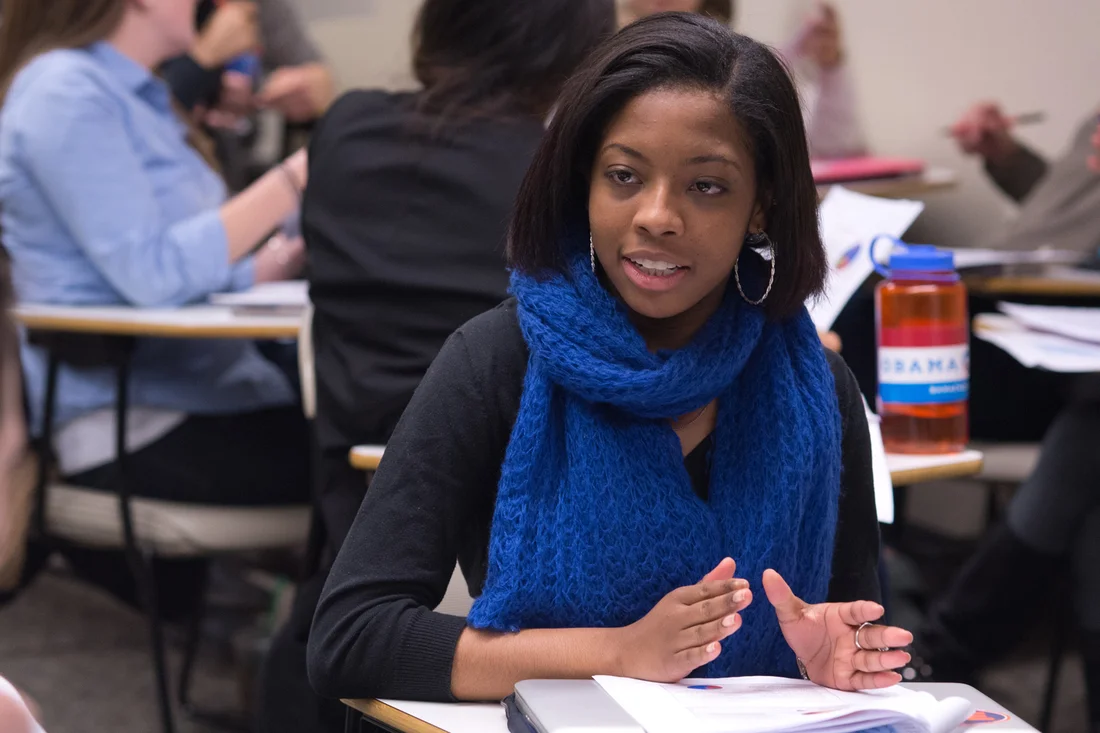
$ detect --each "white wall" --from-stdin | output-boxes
[737,0,1100,247]
[297,0,1100,247]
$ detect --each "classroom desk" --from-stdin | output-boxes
[817,166,958,199]
[965,271,1100,298]
[886,450,984,487]
[351,444,984,487]
[343,682,1026,733]
[13,303,301,340]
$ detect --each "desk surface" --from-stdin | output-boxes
[344,681,1026,733]
[351,445,984,487]
[817,166,958,199]
[965,271,1100,298]
[886,449,984,486]
[14,303,300,340]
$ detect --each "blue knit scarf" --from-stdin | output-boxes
[467,252,843,678]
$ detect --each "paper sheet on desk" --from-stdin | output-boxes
[809,188,924,330]
[864,401,894,524]
[209,280,308,310]
[974,314,1100,372]
[998,302,1100,346]
[595,676,973,733]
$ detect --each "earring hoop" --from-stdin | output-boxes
[735,231,775,306]
[589,234,596,274]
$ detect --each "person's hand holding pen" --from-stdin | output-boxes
[949,102,1027,166]
[794,3,845,70]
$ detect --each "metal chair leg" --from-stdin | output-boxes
[345,704,361,733]
[1039,607,1069,733]
[177,562,210,713]
[113,359,176,733]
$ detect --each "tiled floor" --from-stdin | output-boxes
[0,570,1091,732]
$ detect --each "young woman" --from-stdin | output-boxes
[308,13,910,702]
[259,1,617,730]
[0,0,309,608]
[620,0,866,159]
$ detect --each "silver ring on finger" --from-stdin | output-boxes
[854,621,889,653]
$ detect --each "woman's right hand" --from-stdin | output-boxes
[950,102,1019,165]
[615,558,753,683]
[191,1,260,70]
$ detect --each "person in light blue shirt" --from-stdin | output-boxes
[0,0,312,614]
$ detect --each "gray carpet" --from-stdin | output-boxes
[0,571,1091,732]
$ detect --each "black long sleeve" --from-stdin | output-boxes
[308,302,881,702]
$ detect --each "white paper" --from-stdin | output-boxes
[595,676,973,733]
[998,302,1100,346]
[863,402,894,524]
[810,188,925,330]
[948,248,1084,270]
[209,280,309,310]
[974,314,1100,372]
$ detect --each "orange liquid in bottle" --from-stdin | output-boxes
[876,276,969,454]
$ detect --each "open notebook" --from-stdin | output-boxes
[511,677,974,733]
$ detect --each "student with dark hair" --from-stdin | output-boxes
[620,0,865,159]
[906,118,1100,733]
[309,13,910,705]
[255,2,616,731]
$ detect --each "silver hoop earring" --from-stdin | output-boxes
[735,231,776,306]
[589,234,596,274]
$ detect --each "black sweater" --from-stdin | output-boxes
[307,300,881,703]
[303,90,545,553]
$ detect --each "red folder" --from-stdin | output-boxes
[811,157,926,184]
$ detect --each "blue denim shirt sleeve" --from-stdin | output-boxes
[11,77,234,307]
[229,257,257,292]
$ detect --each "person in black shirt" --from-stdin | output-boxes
[309,13,910,706]
[255,2,616,731]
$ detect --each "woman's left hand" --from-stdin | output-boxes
[762,569,913,690]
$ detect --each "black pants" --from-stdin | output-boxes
[255,449,375,733]
[51,406,310,620]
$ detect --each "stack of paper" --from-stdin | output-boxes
[809,187,925,330]
[209,280,309,315]
[595,676,974,733]
[974,303,1100,372]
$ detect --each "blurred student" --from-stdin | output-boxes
[910,120,1100,733]
[620,0,866,159]
[162,0,336,190]
[951,101,1100,255]
[0,0,309,611]
[255,1,617,731]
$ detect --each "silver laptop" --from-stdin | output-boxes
[513,679,1038,733]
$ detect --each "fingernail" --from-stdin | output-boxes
[706,642,717,653]
[732,590,747,604]
[722,613,738,628]
[903,653,911,664]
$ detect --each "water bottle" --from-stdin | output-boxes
[871,237,969,454]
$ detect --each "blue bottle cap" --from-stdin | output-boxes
[889,244,954,272]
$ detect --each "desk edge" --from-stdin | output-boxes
[342,699,449,733]
[890,458,984,487]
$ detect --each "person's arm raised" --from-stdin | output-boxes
[220,148,306,262]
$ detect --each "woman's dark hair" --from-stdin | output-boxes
[412,0,617,120]
[507,12,825,320]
